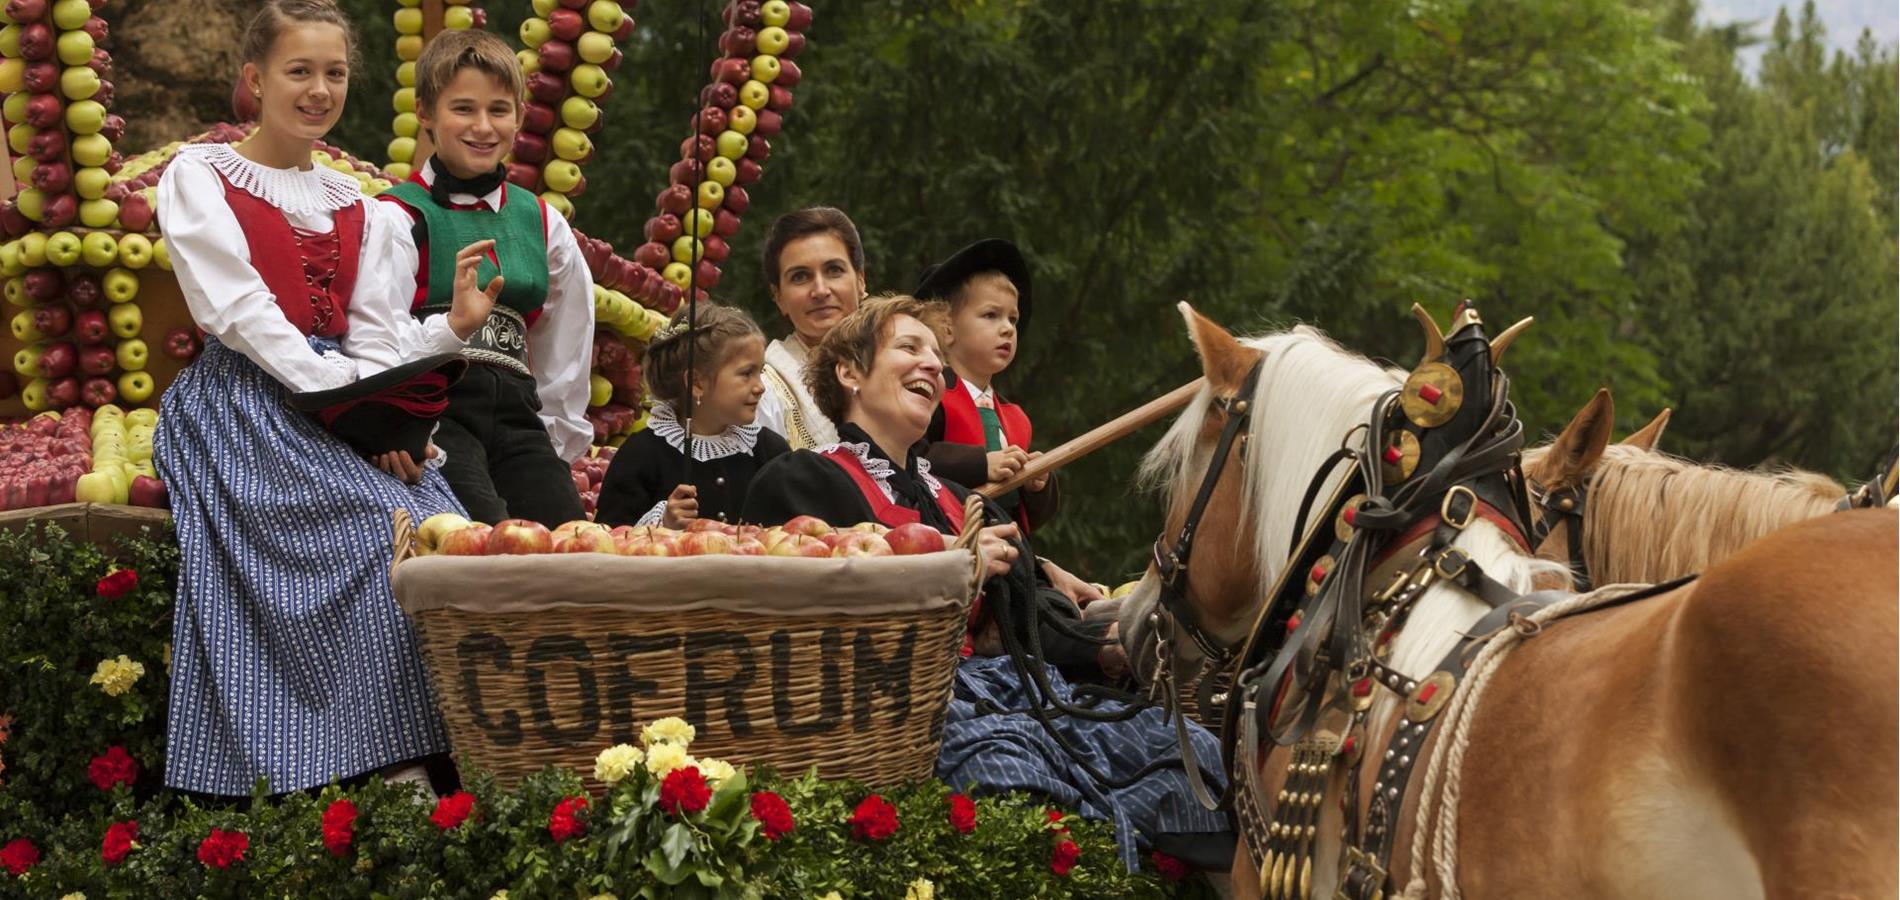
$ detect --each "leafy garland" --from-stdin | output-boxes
[0,524,1207,899]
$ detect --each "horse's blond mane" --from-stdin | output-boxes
[1567,443,1844,585]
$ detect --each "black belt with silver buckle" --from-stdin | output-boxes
[423,304,530,376]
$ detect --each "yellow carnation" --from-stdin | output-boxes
[489,892,508,900]
[817,893,843,900]
[592,743,644,785]
[697,757,736,786]
[640,716,695,748]
[906,879,935,900]
[59,894,87,900]
[90,655,144,697]
[585,895,618,900]
[644,742,692,777]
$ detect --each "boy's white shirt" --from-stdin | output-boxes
[385,159,597,464]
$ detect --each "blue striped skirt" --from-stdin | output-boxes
[936,655,1230,870]
[153,337,463,795]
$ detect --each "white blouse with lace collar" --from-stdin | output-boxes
[647,401,762,461]
[814,439,947,505]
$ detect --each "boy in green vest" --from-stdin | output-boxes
[381,29,594,527]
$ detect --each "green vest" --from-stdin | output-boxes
[384,179,550,317]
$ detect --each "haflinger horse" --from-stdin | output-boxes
[1118,304,1897,900]
[1522,388,1847,590]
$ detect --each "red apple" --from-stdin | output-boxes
[754,109,783,137]
[734,158,763,186]
[732,0,762,26]
[526,71,568,106]
[734,538,765,556]
[783,515,832,537]
[767,84,794,111]
[26,127,65,162]
[684,517,732,534]
[486,518,553,554]
[555,529,616,554]
[694,260,721,288]
[23,90,62,126]
[537,39,576,73]
[600,48,624,73]
[230,76,259,121]
[87,46,110,76]
[786,1,812,30]
[127,473,167,508]
[77,344,113,374]
[777,59,803,87]
[0,202,30,237]
[23,270,62,303]
[512,132,549,164]
[885,522,947,556]
[66,272,100,307]
[721,26,757,56]
[712,57,750,85]
[632,241,670,271]
[656,183,693,216]
[16,22,51,59]
[505,162,541,191]
[782,31,806,59]
[669,158,702,186]
[677,530,737,556]
[695,105,728,135]
[612,16,634,41]
[520,101,557,135]
[437,524,493,556]
[163,326,198,360]
[833,532,893,558]
[31,160,71,192]
[35,340,75,378]
[711,209,741,238]
[569,471,589,494]
[79,374,114,407]
[98,113,123,142]
[41,192,75,227]
[680,133,716,162]
[44,374,78,408]
[31,303,69,338]
[644,213,681,244]
[701,82,737,109]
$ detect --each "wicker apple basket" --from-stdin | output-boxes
[389,501,985,790]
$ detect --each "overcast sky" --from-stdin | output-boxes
[1701,0,1897,69]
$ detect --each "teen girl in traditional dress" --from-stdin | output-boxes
[754,207,868,449]
[594,303,789,528]
[153,0,499,796]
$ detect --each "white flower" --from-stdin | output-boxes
[640,716,695,748]
[697,757,736,786]
[644,742,693,777]
[906,879,935,900]
[592,743,644,785]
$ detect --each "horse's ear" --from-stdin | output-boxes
[1622,408,1672,451]
[1178,302,1256,392]
[1546,388,1615,485]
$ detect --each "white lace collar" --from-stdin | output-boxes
[648,401,761,461]
[180,143,363,215]
[420,158,508,209]
[814,439,946,503]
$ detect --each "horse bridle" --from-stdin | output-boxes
[1528,478,1590,591]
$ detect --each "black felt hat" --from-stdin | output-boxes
[289,352,468,461]
[913,239,1032,336]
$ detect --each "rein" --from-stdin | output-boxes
[1528,478,1590,591]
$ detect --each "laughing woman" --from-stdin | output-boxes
[742,295,1234,871]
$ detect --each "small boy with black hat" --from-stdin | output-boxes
[914,239,1057,532]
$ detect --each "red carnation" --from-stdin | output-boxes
[548,795,588,843]
[848,794,899,842]
[0,838,38,877]
[659,766,712,816]
[1045,809,1068,831]
[431,791,475,830]
[88,745,139,791]
[96,568,138,599]
[321,798,356,857]
[1152,850,1189,881]
[1051,838,1081,876]
[197,828,249,869]
[101,820,138,865]
[749,790,794,841]
[946,793,976,834]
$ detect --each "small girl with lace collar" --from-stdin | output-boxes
[595,304,791,528]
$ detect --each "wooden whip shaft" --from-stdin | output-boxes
[976,378,1206,499]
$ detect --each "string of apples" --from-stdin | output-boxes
[0,0,123,232]
[386,0,487,180]
[505,0,633,220]
[631,0,808,305]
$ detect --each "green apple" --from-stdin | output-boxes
[696,180,724,210]
[560,96,599,130]
[392,7,423,34]
[569,63,609,98]
[532,0,557,17]
[0,58,22,94]
[396,61,416,87]
[383,162,412,182]
[108,302,141,338]
[117,370,152,405]
[7,123,34,156]
[50,0,88,29]
[11,310,41,342]
[551,127,591,161]
[587,0,623,32]
[516,48,540,75]
[541,159,582,193]
[670,235,702,264]
[755,25,790,55]
[388,136,416,164]
[392,112,419,138]
[115,337,147,371]
[727,104,757,135]
[151,238,171,271]
[589,373,611,407]
[66,99,106,134]
[519,16,551,48]
[442,5,474,29]
[750,55,781,84]
[79,197,117,228]
[13,188,43,223]
[70,132,111,167]
[706,156,737,188]
[18,232,47,267]
[116,233,152,268]
[395,35,423,61]
[102,267,138,303]
[576,31,614,64]
[0,25,19,57]
[738,80,770,110]
[11,156,33,187]
[540,190,574,220]
[715,130,747,160]
[73,165,109,200]
[392,87,415,114]
[59,62,98,100]
[125,407,156,428]
[73,470,115,503]
[45,230,82,266]
[760,0,791,27]
[14,346,42,377]
[683,207,715,238]
[55,29,92,67]
[662,261,692,290]
[80,230,117,267]
[0,242,18,275]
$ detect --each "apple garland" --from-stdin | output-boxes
[0,0,123,234]
[508,0,635,220]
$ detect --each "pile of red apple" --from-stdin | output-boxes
[631,0,810,300]
[0,0,125,232]
[568,442,613,516]
[508,0,634,221]
[416,512,949,559]
[0,407,85,509]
